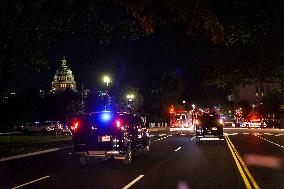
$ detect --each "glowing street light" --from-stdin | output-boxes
[126,94,135,102]
[192,104,196,109]
[103,75,111,87]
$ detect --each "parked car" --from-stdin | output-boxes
[73,111,150,165]
[21,121,61,134]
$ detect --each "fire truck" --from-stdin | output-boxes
[169,109,195,135]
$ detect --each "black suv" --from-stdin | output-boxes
[73,111,150,165]
[195,113,224,140]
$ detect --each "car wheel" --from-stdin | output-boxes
[79,156,90,165]
[142,144,150,155]
[123,148,133,165]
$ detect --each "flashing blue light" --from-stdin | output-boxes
[101,112,111,122]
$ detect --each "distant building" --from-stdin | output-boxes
[51,58,77,93]
[232,82,281,104]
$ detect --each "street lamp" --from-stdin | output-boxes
[252,104,255,110]
[103,75,111,87]
[126,94,135,113]
[192,104,196,109]
[182,100,186,104]
[127,94,135,102]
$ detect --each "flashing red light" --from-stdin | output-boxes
[116,120,121,128]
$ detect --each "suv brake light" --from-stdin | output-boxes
[116,120,121,128]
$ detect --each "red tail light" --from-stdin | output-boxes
[74,122,79,129]
[72,121,79,131]
[116,120,121,128]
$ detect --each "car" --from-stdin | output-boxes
[72,111,150,165]
[21,121,61,134]
[243,114,266,128]
[195,113,224,141]
[40,121,62,133]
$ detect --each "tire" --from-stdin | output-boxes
[79,156,90,165]
[142,144,150,155]
[123,148,133,165]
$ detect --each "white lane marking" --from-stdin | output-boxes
[11,175,50,189]
[200,138,220,141]
[242,133,250,135]
[264,133,273,135]
[159,134,166,136]
[0,146,73,163]
[122,175,144,189]
[224,128,248,130]
[256,136,284,150]
[225,133,238,136]
[275,134,284,137]
[190,136,196,140]
[174,147,182,152]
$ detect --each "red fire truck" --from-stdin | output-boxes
[169,109,195,135]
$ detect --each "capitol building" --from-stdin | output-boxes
[51,58,77,93]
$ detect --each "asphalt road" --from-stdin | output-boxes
[1,128,284,189]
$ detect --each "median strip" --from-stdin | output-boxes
[0,146,72,162]
[225,135,260,189]
[122,175,144,189]
[11,175,50,189]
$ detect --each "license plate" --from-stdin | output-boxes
[101,135,110,142]
[212,127,217,130]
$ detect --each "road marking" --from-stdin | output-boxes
[275,134,284,137]
[190,136,195,140]
[242,133,250,135]
[225,135,260,189]
[122,175,144,189]
[174,147,182,152]
[0,146,73,163]
[11,175,50,189]
[255,136,284,150]
[200,138,220,141]
[159,134,166,136]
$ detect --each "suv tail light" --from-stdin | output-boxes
[116,120,121,128]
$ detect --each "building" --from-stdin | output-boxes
[232,82,281,104]
[51,58,77,93]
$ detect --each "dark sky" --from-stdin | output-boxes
[8,25,227,105]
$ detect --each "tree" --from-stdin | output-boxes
[112,86,143,114]
[141,70,184,122]
[205,0,284,89]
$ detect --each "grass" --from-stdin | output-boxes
[0,135,72,158]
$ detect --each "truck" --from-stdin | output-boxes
[169,110,195,135]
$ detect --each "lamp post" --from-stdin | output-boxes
[103,75,111,88]
[102,75,111,111]
[126,94,135,113]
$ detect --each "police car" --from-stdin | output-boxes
[73,111,150,165]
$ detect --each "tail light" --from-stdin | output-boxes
[72,121,79,131]
[116,120,121,128]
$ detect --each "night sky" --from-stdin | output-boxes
[8,25,227,105]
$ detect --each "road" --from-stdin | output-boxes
[1,128,284,189]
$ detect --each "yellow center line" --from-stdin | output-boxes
[226,136,260,189]
[11,175,50,189]
[225,135,252,189]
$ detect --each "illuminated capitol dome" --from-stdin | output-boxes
[51,58,77,93]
